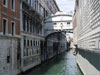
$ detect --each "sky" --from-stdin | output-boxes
[55,0,75,14]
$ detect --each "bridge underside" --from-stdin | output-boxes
[43,32,67,60]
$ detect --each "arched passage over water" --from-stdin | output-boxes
[44,32,67,60]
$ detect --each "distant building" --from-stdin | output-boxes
[0,0,20,75]
[20,0,59,72]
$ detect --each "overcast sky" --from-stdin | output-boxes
[55,0,75,14]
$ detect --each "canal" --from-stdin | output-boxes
[22,50,83,75]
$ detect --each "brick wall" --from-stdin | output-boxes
[0,0,20,35]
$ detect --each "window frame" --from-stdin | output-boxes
[67,22,71,25]
[2,0,8,8]
[11,0,15,11]
[53,23,57,25]
[11,21,16,36]
[2,18,8,35]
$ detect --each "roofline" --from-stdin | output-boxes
[45,14,72,20]
[53,0,60,11]
[52,14,72,17]
[45,20,72,23]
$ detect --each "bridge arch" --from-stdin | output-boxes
[44,32,67,60]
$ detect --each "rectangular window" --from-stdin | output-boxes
[3,19,8,35]
[27,18,29,32]
[11,22,15,36]
[7,49,10,63]
[24,39,26,46]
[23,14,26,31]
[36,41,37,46]
[11,0,15,11]
[43,8,45,17]
[31,40,32,46]
[27,40,29,46]
[3,0,7,7]
[38,41,40,46]
[54,23,57,25]
[30,20,32,33]
[34,41,35,46]
[7,56,10,63]
[67,22,70,24]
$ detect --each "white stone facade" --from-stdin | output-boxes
[73,11,78,45]
[0,36,20,75]
[74,0,100,74]
[23,0,59,17]
[45,11,73,36]
[44,11,72,60]
[20,0,59,72]
[76,0,100,51]
[20,33,43,71]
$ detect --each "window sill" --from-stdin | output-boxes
[3,5,8,8]
[0,34,21,39]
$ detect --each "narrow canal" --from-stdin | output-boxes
[22,50,83,75]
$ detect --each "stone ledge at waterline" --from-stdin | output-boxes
[76,48,100,75]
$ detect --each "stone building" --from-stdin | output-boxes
[72,6,78,46]
[0,0,20,75]
[44,11,73,60]
[45,11,73,42]
[73,0,100,74]
[20,0,59,72]
[45,11,73,36]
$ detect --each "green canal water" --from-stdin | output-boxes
[22,50,83,75]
